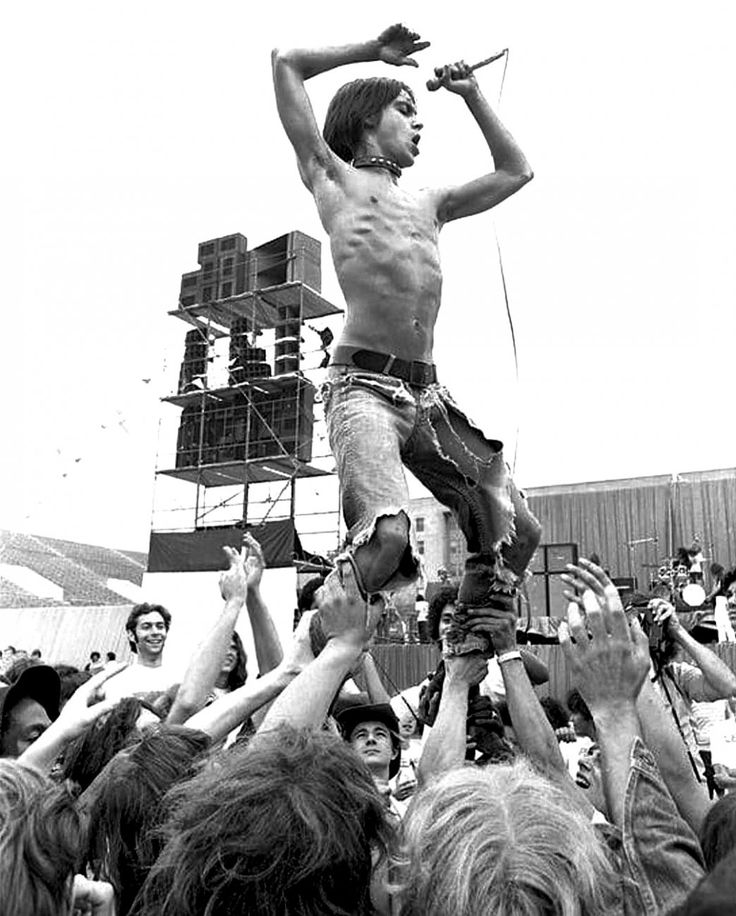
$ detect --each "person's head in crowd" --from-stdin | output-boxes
[125,603,171,664]
[566,688,596,741]
[395,704,423,743]
[54,665,91,708]
[296,575,326,621]
[672,847,736,915]
[426,584,459,643]
[3,645,15,659]
[134,725,391,916]
[60,697,162,792]
[574,744,607,817]
[215,631,248,692]
[699,793,736,872]
[84,725,211,916]
[540,696,569,731]
[396,758,618,915]
[722,567,736,611]
[106,651,117,662]
[88,651,102,666]
[0,759,86,916]
[337,702,402,782]
[30,648,42,660]
[4,653,44,683]
[0,665,60,758]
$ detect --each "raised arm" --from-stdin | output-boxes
[167,545,247,725]
[561,560,705,910]
[653,597,736,701]
[183,613,315,742]
[430,62,533,224]
[559,561,651,827]
[272,24,429,190]
[242,533,283,675]
[259,562,381,733]
[19,664,128,773]
[417,652,487,783]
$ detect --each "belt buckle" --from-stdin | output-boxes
[409,360,427,386]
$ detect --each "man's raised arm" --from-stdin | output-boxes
[431,62,533,224]
[272,24,429,189]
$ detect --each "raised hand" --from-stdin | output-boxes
[465,606,518,654]
[242,532,265,590]
[649,596,683,636]
[71,874,116,915]
[280,610,316,677]
[316,560,382,650]
[430,60,478,97]
[376,23,430,68]
[559,558,650,711]
[61,662,129,732]
[444,651,488,688]
[219,545,248,603]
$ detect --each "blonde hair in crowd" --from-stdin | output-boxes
[396,759,618,915]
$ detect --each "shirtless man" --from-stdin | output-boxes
[272,24,541,649]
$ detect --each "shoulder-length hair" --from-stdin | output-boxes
[0,760,84,916]
[225,630,248,691]
[132,724,392,916]
[85,725,211,915]
[323,77,414,162]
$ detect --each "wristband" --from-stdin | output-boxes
[496,650,522,664]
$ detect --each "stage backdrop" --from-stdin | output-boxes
[526,468,736,596]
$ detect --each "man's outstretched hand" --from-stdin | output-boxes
[377,24,430,67]
[558,558,650,713]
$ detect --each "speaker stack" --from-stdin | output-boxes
[228,317,271,384]
[177,329,210,394]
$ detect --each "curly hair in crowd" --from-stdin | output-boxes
[133,725,392,916]
[396,758,619,916]
[125,603,171,653]
[426,584,458,643]
[0,760,84,916]
[323,77,414,162]
[84,725,211,915]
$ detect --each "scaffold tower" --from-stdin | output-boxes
[150,229,343,568]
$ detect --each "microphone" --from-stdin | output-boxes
[426,49,508,91]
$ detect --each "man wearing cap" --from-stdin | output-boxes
[0,665,60,758]
[337,702,403,817]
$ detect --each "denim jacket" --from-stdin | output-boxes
[600,737,704,914]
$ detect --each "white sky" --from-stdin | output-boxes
[4,1,735,553]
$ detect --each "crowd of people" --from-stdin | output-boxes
[2,531,736,914]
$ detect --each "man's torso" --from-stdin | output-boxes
[314,169,444,362]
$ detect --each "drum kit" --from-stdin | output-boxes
[643,556,707,608]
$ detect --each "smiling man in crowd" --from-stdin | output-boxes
[104,602,177,701]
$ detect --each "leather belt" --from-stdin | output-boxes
[330,347,437,387]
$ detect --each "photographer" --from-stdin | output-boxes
[641,594,736,782]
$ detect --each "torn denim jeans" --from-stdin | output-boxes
[321,366,541,606]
